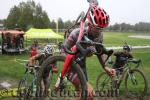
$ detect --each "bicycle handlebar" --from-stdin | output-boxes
[79,41,103,46]
[64,40,113,56]
[24,62,40,74]
[64,0,93,36]
[75,11,85,24]
[64,11,87,39]
[87,0,98,5]
[63,0,101,55]
[127,59,141,64]
[63,41,102,55]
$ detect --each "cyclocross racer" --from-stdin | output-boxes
[56,4,115,97]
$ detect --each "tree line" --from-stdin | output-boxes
[2,0,50,31]
[108,22,150,32]
[0,0,150,32]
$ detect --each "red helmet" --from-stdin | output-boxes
[87,5,110,28]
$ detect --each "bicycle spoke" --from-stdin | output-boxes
[97,73,111,91]
[125,69,148,97]
[130,74,138,85]
[37,56,87,100]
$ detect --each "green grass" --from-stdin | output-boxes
[0,32,150,96]
[57,32,150,46]
[1,32,150,48]
[24,32,150,47]
[0,53,29,80]
[103,32,150,46]
[86,48,150,94]
[0,48,149,95]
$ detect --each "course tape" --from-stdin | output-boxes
[0,88,18,98]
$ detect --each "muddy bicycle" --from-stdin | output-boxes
[17,62,40,100]
[37,39,114,100]
[96,58,148,97]
[36,0,110,99]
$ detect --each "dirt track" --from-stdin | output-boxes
[1,96,150,100]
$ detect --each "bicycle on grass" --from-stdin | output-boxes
[17,61,40,100]
[96,58,148,97]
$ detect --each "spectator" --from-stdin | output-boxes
[16,35,20,49]
[12,36,16,48]
[6,33,11,49]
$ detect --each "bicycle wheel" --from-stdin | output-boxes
[96,72,112,92]
[125,69,148,97]
[96,72,114,97]
[37,55,87,100]
[18,71,39,99]
[18,78,29,100]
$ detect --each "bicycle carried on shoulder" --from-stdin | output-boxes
[96,58,148,97]
[37,0,103,99]
[37,39,113,100]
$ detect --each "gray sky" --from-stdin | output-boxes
[0,0,150,25]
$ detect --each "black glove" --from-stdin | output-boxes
[107,49,114,56]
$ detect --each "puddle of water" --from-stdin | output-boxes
[129,35,150,39]
[0,82,11,89]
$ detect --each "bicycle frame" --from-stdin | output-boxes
[61,0,99,77]
[18,66,39,97]
[113,60,141,88]
[97,58,147,97]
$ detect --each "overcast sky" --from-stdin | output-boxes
[0,0,150,25]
